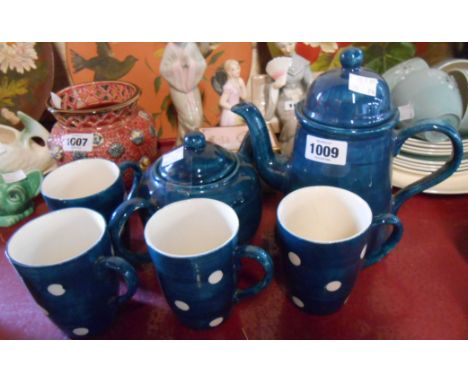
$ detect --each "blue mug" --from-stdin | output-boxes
[41,158,142,221]
[5,207,138,338]
[277,186,403,315]
[111,198,274,329]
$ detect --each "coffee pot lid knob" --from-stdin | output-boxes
[340,47,364,70]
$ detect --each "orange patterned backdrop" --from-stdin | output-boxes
[65,43,253,141]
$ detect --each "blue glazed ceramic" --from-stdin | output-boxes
[41,158,142,221]
[277,186,402,315]
[233,47,464,266]
[138,131,262,245]
[5,208,138,338]
[113,198,273,329]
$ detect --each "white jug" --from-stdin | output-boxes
[0,112,56,174]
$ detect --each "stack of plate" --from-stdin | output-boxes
[392,135,468,194]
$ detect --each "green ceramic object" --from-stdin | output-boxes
[0,170,42,227]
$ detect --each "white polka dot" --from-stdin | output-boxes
[47,284,65,296]
[39,306,49,316]
[174,300,190,311]
[344,297,350,305]
[208,270,223,285]
[72,327,89,336]
[209,317,224,327]
[326,281,342,292]
[292,296,304,308]
[288,251,301,266]
[360,245,367,259]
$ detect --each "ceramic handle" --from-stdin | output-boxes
[233,245,274,302]
[364,213,403,267]
[118,161,142,200]
[109,197,157,265]
[97,256,138,306]
[392,119,463,213]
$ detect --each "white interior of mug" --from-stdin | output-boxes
[277,186,372,243]
[41,158,120,200]
[144,198,239,257]
[7,208,106,266]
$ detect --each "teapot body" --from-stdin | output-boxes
[139,156,262,244]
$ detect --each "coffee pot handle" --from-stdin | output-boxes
[117,161,143,200]
[364,213,403,267]
[97,256,139,306]
[233,245,274,302]
[392,119,463,213]
[109,197,158,265]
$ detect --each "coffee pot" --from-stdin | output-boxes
[233,47,464,265]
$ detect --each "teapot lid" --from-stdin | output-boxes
[303,47,396,128]
[158,131,237,185]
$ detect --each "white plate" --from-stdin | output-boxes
[393,159,468,173]
[404,137,468,150]
[392,165,468,194]
[395,154,468,167]
[401,143,458,156]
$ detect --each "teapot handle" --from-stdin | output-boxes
[392,119,463,213]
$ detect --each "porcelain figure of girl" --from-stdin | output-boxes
[266,42,313,155]
[219,60,247,127]
[160,42,207,144]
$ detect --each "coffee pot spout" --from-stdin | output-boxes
[232,102,290,192]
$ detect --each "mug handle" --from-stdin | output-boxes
[364,213,403,267]
[109,197,158,265]
[97,256,138,306]
[392,119,463,213]
[233,245,274,302]
[118,161,143,200]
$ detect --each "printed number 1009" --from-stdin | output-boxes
[309,143,339,158]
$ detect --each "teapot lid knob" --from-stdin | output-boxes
[340,47,364,70]
[184,131,206,151]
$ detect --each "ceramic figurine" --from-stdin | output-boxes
[0,170,42,227]
[233,47,464,266]
[160,42,206,144]
[0,111,56,174]
[265,42,313,156]
[219,60,247,126]
[47,81,158,173]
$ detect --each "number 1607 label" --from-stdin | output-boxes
[62,134,94,152]
[305,135,348,166]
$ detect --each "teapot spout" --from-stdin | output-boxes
[232,102,290,192]
[17,111,50,147]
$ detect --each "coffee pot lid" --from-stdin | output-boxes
[303,47,396,128]
[158,131,236,185]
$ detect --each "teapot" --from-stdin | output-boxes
[0,112,56,174]
[110,131,262,264]
[233,47,464,265]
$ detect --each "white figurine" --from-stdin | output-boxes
[160,42,207,144]
[219,60,247,127]
[266,42,313,156]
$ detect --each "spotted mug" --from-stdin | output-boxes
[41,157,141,221]
[111,197,274,330]
[277,186,403,315]
[5,207,138,338]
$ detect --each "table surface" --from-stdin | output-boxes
[1,188,467,340]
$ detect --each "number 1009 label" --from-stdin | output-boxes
[305,135,348,166]
[63,134,94,152]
